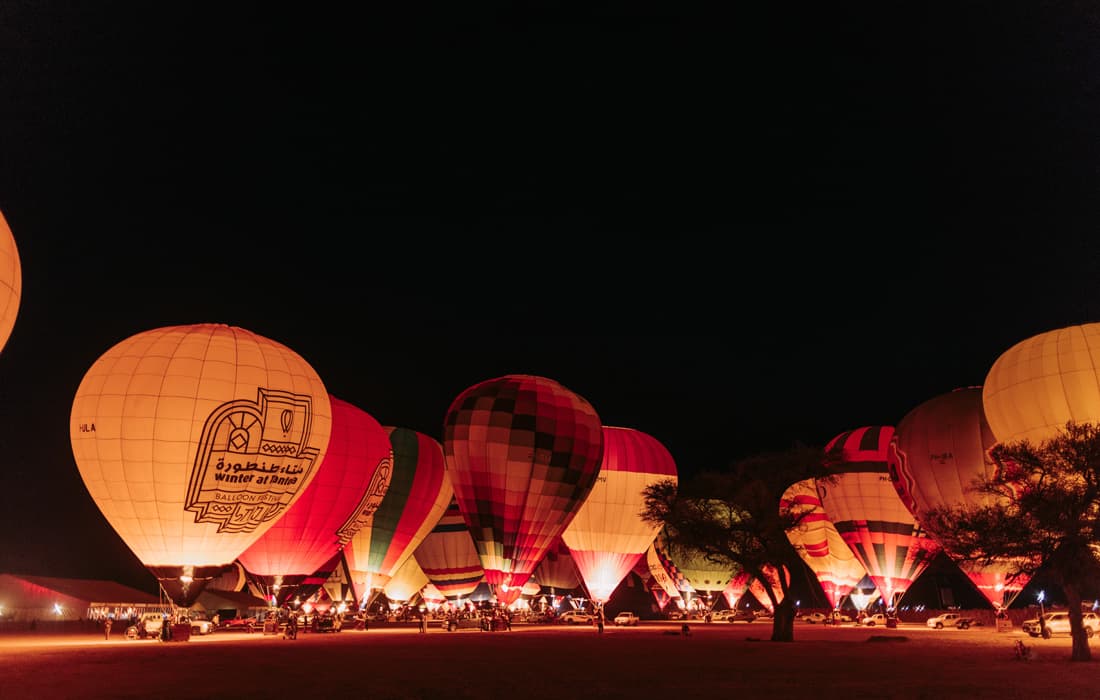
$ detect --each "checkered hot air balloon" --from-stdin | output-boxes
[817,425,940,610]
[443,375,604,601]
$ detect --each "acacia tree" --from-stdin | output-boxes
[641,444,827,642]
[921,421,1100,662]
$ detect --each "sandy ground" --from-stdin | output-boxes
[0,621,1096,700]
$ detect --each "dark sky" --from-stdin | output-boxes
[1,2,1098,592]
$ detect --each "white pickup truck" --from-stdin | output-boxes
[613,612,639,626]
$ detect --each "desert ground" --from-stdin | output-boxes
[0,620,1096,700]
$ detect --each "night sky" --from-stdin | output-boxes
[1,3,1098,594]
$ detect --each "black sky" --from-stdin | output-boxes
[1,2,1098,592]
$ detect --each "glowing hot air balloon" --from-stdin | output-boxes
[70,323,332,607]
[443,374,604,601]
[888,386,1032,609]
[382,555,430,605]
[817,426,939,610]
[655,520,735,613]
[562,426,678,606]
[344,427,452,606]
[0,209,21,354]
[983,322,1100,446]
[781,478,867,610]
[644,541,684,609]
[747,564,788,613]
[236,395,393,604]
[413,497,485,602]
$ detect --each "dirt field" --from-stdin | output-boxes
[0,621,1096,700]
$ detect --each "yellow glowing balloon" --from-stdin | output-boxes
[983,322,1100,446]
[0,210,22,354]
[70,323,332,607]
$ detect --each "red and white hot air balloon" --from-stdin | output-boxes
[0,209,21,355]
[817,426,940,610]
[443,374,603,602]
[561,426,678,606]
[236,395,393,604]
[70,323,332,607]
[781,478,866,610]
[888,386,1032,609]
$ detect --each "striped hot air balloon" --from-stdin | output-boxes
[817,425,940,610]
[344,427,452,606]
[443,375,603,601]
[413,497,485,602]
[561,426,678,605]
[781,478,867,610]
[888,386,1032,609]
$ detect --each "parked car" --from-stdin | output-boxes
[860,613,889,627]
[955,616,984,630]
[926,612,962,629]
[185,612,216,635]
[711,610,737,622]
[559,610,595,625]
[220,616,258,632]
[1022,611,1100,638]
[665,610,687,621]
[726,610,757,623]
[612,612,639,626]
[802,612,829,624]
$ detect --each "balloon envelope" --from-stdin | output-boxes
[236,395,392,602]
[413,497,485,601]
[0,209,21,354]
[781,478,866,609]
[562,426,678,604]
[983,322,1100,446]
[818,426,939,609]
[70,323,332,606]
[888,386,1032,608]
[443,374,604,591]
[344,427,452,604]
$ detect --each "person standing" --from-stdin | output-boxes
[103,617,113,640]
[418,611,427,634]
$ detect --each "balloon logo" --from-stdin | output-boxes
[70,323,332,606]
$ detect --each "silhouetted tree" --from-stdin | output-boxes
[921,421,1100,661]
[641,444,828,642]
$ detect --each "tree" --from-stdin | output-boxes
[641,444,827,642]
[921,421,1100,661]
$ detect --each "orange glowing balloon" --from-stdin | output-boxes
[983,322,1100,446]
[0,209,22,354]
[70,323,332,607]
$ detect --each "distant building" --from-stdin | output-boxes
[0,573,165,622]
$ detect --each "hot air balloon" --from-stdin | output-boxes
[413,497,485,603]
[643,541,684,609]
[888,386,1032,609]
[442,374,604,603]
[237,395,393,604]
[722,571,750,611]
[382,555,430,606]
[0,209,21,354]
[561,426,678,607]
[534,536,583,608]
[781,478,867,610]
[70,323,332,607]
[344,427,452,606]
[817,426,939,610]
[747,564,789,614]
[655,520,735,613]
[982,322,1100,447]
